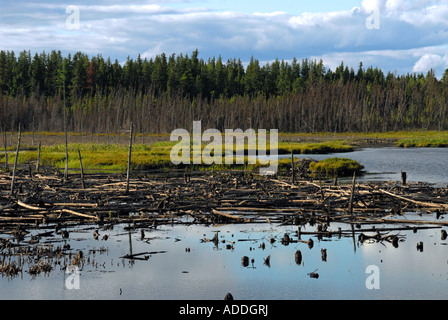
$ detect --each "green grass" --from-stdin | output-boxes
[280,130,448,140]
[0,142,175,172]
[0,141,272,172]
[280,130,448,150]
[4,128,448,174]
[309,157,364,178]
[0,138,356,174]
[277,140,354,154]
[396,137,448,148]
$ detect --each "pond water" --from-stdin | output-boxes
[1,147,448,301]
[285,147,448,187]
[1,218,447,300]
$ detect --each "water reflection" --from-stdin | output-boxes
[1,217,447,300]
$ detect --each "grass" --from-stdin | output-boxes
[396,137,448,148]
[309,157,364,178]
[0,138,356,174]
[3,129,446,174]
[0,142,173,172]
[280,130,448,150]
[280,130,448,140]
[277,140,354,154]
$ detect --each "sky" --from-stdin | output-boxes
[1,0,448,77]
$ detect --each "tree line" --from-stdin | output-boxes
[1,49,448,135]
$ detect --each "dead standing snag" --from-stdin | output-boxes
[126,123,134,194]
[10,124,22,196]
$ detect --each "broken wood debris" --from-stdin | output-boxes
[0,169,447,233]
[120,250,167,260]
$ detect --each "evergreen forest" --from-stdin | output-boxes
[1,49,448,135]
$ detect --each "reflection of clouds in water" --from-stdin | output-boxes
[125,225,240,299]
[2,223,448,299]
[357,227,448,297]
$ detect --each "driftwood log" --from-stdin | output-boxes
[0,168,448,233]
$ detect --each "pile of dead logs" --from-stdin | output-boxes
[0,168,448,235]
[0,168,447,278]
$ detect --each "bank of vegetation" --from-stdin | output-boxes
[396,137,448,148]
[309,157,364,178]
[0,140,357,175]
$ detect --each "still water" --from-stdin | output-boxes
[286,147,448,187]
[1,147,447,300]
[1,221,447,300]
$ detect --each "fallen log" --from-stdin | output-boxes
[379,189,448,209]
[53,202,98,207]
[0,203,17,212]
[61,208,97,220]
[211,209,248,222]
[17,200,97,220]
[378,218,448,226]
[17,200,43,211]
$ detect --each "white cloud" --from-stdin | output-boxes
[80,4,170,14]
[361,0,385,13]
[413,53,448,73]
[309,45,448,78]
[253,11,287,17]
[385,0,406,11]
[399,4,448,26]
[1,0,448,77]
[288,10,354,27]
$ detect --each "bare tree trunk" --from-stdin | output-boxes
[349,172,356,216]
[10,124,22,196]
[126,122,134,193]
[36,141,41,173]
[64,76,69,181]
[2,128,8,171]
[78,150,85,189]
[291,147,295,185]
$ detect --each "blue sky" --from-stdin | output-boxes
[1,0,448,77]
[166,0,358,14]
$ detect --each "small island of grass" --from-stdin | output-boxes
[309,157,364,178]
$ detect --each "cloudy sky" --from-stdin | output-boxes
[1,0,448,77]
